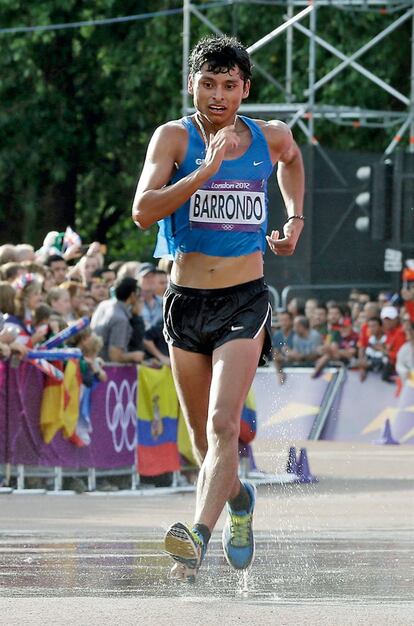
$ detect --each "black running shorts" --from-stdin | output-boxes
[163,277,272,366]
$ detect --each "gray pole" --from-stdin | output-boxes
[286,0,294,103]
[307,1,317,143]
[182,0,190,117]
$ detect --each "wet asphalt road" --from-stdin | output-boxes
[0,442,413,625]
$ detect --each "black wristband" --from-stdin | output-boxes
[287,215,305,222]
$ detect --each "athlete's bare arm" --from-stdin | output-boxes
[259,120,305,257]
[132,120,239,230]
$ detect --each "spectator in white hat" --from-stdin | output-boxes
[380,306,406,382]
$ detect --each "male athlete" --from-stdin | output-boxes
[132,35,305,582]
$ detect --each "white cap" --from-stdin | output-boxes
[380,306,399,320]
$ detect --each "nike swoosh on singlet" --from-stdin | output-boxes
[253,161,264,166]
[231,325,244,331]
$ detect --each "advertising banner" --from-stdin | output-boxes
[253,368,331,442]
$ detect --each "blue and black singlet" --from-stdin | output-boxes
[154,115,274,259]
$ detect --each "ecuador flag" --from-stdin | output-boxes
[137,364,257,474]
[137,365,181,476]
[239,388,257,445]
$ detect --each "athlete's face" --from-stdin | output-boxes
[188,63,250,128]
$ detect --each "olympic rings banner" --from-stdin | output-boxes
[0,361,137,468]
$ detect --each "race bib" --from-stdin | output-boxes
[189,179,266,232]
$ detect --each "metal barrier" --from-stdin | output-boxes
[308,365,347,440]
[0,462,190,493]
[267,284,280,311]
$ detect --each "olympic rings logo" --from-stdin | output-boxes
[105,380,137,452]
[221,224,234,231]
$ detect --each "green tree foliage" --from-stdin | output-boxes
[0,1,410,259]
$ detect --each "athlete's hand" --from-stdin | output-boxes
[266,219,304,256]
[204,125,240,175]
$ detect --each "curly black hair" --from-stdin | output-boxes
[189,35,252,83]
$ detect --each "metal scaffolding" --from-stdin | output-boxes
[182,0,414,156]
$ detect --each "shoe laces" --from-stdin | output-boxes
[229,513,252,547]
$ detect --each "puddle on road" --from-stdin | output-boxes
[0,531,412,603]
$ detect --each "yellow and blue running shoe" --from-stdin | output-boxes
[164,522,206,583]
[222,480,256,570]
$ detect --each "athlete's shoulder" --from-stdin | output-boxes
[252,119,295,161]
[151,118,189,142]
[254,119,292,144]
[148,118,190,162]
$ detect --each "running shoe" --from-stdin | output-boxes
[164,522,206,583]
[222,480,256,570]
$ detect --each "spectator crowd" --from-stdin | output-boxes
[1,232,414,489]
[271,287,414,386]
[0,233,172,371]
[0,232,413,390]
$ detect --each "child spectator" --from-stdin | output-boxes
[5,274,48,346]
[47,286,72,321]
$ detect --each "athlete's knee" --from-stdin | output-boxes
[208,410,240,443]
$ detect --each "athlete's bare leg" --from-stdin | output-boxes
[169,348,212,466]
[170,332,263,534]
[194,332,264,531]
